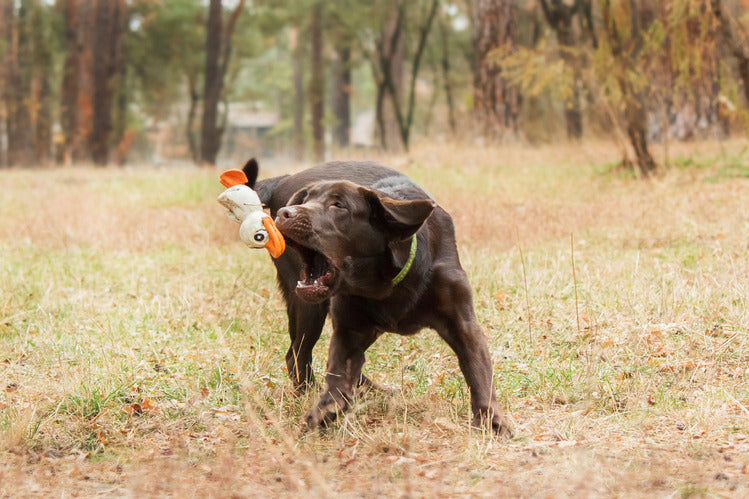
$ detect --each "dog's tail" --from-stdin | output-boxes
[242,157,287,207]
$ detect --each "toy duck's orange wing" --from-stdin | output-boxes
[262,216,285,258]
[220,169,249,188]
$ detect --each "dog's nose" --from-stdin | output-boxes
[278,206,297,220]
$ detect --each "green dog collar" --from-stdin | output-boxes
[391,234,418,287]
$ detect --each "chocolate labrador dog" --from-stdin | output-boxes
[243,158,510,436]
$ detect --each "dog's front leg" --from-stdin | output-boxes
[303,326,377,429]
[284,298,327,392]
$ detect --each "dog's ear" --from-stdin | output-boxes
[242,158,259,188]
[287,187,309,206]
[360,187,436,241]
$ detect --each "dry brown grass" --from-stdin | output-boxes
[1,139,748,497]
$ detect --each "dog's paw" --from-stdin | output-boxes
[302,393,347,431]
[472,410,513,439]
[302,408,324,431]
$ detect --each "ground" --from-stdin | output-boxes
[1,140,748,497]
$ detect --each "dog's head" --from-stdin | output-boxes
[275,180,435,303]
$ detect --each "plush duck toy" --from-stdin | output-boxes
[217,169,285,258]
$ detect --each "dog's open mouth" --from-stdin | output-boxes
[288,242,338,303]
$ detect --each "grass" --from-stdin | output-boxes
[1,139,748,496]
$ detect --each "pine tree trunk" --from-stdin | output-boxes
[0,1,13,166]
[59,0,80,165]
[112,1,129,165]
[540,0,583,140]
[201,0,223,165]
[90,0,126,166]
[381,10,404,152]
[309,4,324,162]
[290,27,305,160]
[77,0,95,162]
[186,74,200,163]
[472,0,522,138]
[7,1,33,166]
[601,0,657,177]
[711,0,749,105]
[90,0,112,165]
[439,15,456,134]
[332,45,351,149]
[624,92,656,176]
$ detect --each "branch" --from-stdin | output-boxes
[711,0,749,60]
[539,0,555,28]
[404,0,439,137]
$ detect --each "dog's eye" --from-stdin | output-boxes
[332,200,345,209]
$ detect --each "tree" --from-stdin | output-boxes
[4,1,33,166]
[437,8,457,134]
[332,43,352,149]
[539,0,596,140]
[200,0,246,165]
[0,1,9,167]
[59,0,82,164]
[369,0,439,151]
[711,0,749,106]
[90,0,128,165]
[600,0,657,176]
[290,26,306,160]
[309,2,325,162]
[472,0,522,138]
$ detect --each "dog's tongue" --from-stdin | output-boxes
[296,265,335,304]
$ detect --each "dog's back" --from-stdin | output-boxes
[248,160,430,214]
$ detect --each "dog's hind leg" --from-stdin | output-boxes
[432,271,513,437]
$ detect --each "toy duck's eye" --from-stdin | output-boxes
[254,231,267,243]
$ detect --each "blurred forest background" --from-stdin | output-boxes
[0,0,748,176]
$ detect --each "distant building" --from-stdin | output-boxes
[222,104,280,162]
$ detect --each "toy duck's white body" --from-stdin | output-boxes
[217,184,285,258]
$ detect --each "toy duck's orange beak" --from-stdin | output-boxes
[220,169,249,188]
[262,216,285,258]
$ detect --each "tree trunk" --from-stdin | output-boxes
[59,0,80,165]
[380,9,404,152]
[332,45,351,149]
[601,0,656,177]
[30,1,53,164]
[0,2,8,168]
[90,0,113,165]
[77,0,95,162]
[309,3,325,162]
[624,92,656,176]
[438,14,457,134]
[7,1,34,166]
[200,0,244,165]
[186,74,200,162]
[200,0,223,165]
[0,1,13,166]
[539,0,584,140]
[711,0,749,106]
[290,27,305,160]
[112,2,129,165]
[472,0,522,139]
[90,0,127,166]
